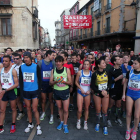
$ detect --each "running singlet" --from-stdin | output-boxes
[41,60,53,81]
[53,67,69,91]
[79,70,92,93]
[1,67,14,89]
[127,69,140,92]
[95,71,108,91]
[21,63,38,91]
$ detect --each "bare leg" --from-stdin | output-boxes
[41,93,46,113]
[49,92,53,115]
[56,100,63,121]
[77,93,83,120]
[84,95,90,121]
[10,100,17,123]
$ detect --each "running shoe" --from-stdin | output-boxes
[115,119,123,126]
[84,122,88,130]
[49,116,54,124]
[63,124,69,134]
[0,128,4,134]
[17,113,25,121]
[76,120,81,130]
[10,125,16,133]
[25,123,34,133]
[107,120,112,127]
[40,112,46,121]
[103,127,108,135]
[131,131,137,140]
[37,125,42,135]
[57,122,63,130]
[69,104,74,111]
[95,124,100,132]
[125,130,130,140]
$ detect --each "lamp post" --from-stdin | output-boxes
[130,0,140,54]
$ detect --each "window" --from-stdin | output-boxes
[99,1,101,11]
[0,18,11,35]
[77,5,79,11]
[106,17,110,33]
[97,21,100,35]
[91,7,94,18]
[33,21,38,40]
[91,24,93,36]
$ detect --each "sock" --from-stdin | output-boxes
[96,113,100,124]
[12,123,15,125]
[116,108,121,119]
[37,124,40,127]
[107,108,111,120]
[0,125,3,129]
[84,121,87,124]
[102,113,108,127]
[61,121,64,123]
[29,122,32,125]
[77,119,80,122]
[51,114,53,117]
[20,111,23,114]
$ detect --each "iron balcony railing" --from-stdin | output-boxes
[105,3,112,11]
[83,34,87,39]
[79,35,82,39]
[95,10,101,18]
[0,0,12,6]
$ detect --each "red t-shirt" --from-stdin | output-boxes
[79,60,84,64]
[63,62,75,75]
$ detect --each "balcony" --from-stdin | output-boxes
[83,34,87,39]
[104,3,112,12]
[79,35,82,40]
[95,30,101,36]
[95,10,101,19]
[0,0,12,7]
[103,27,111,34]
[70,37,73,41]
[73,36,78,40]
[32,7,38,18]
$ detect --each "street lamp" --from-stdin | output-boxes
[130,0,137,7]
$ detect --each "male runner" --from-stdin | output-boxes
[19,52,42,135]
[0,55,18,133]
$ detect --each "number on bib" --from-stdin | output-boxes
[43,71,51,79]
[98,83,107,91]
[81,77,91,86]
[23,73,34,82]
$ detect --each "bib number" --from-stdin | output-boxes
[1,73,12,85]
[23,73,34,82]
[81,77,91,86]
[128,80,140,90]
[43,71,51,79]
[98,83,107,91]
[74,67,79,74]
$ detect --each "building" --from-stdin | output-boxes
[69,0,90,48]
[71,0,136,51]
[0,0,39,51]
[60,9,70,49]
[39,25,45,49]
[55,20,61,48]
[44,29,51,48]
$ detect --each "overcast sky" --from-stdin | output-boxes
[38,0,77,46]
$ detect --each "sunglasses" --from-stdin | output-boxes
[14,58,19,60]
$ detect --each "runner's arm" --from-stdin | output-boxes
[49,69,57,86]
[64,68,72,86]
[75,71,82,91]
[19,67,23,94]
[37,65,41,93]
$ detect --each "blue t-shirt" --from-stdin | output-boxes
[121,64,131,78]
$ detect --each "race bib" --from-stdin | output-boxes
[128,80,140,91]
[1,73,12,85]
[98,83,107,91]
[43,71,51,79]
[56,77,67,87]
[81,77,91,86]
[23,72,34,82]
[74,67,79,74]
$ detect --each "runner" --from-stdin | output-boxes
[19,52,42,135]
[38,50,55,124]
[75,60,92,130]
[107,55,123,127]
[122,57,140,140]
[0,55,18,134]
[50,55,72,134]
[91,58,111,135]
[12,53,25,121]
[60,52,75,111]
[70,53,81,111]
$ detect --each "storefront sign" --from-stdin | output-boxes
[63,15,92,29]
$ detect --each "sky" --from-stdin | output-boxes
[38,0,77,46]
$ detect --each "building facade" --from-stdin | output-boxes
[39,25,45,49]
[60,9,70,49]
[55,20,61,48]
[71,0,136,51]
[0,0,39,51]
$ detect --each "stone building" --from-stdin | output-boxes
[71,0,136,51]
[0,0,39,51]
[55,20,61,48]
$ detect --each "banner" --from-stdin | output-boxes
[63,15,92,29]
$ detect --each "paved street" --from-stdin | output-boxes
[0,98,140,140]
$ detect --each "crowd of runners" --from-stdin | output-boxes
[0,46,140,140]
